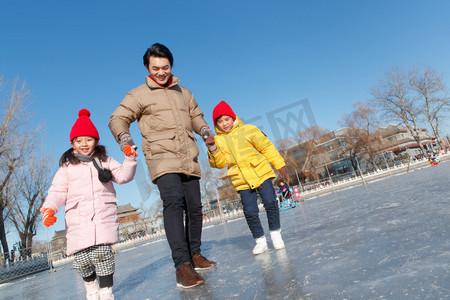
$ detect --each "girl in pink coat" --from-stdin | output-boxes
[41,109,137,300]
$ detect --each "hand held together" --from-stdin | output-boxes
[120,133,138,157]
[205,136,217,154]
[123,145,138,157]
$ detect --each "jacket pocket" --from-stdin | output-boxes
[186,130,197,141]
[147,132,177,157]
[65,200,80,227]
[186,130,199,159]
[250,157,271,178]
[100,197,118,223]
[227,166,241,183]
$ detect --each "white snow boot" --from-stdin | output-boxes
[99,287,114,300]
[84,280,100,300]
[253,236,268,255]
[270,229,285,250]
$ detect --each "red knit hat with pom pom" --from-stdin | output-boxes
[69,109,100,141]
[212,101,236,125]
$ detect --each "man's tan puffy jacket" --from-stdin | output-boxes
[109,75,208,181]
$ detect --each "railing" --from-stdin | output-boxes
[294,153,448,199]
[0,248,50,284]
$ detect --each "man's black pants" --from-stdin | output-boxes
[155,173,203,269]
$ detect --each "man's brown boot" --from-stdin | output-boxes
[176,262,205,288]
[192,253,217,270]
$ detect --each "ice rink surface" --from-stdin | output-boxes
[1,161,449,299]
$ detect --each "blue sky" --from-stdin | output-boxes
[2,0,450,242]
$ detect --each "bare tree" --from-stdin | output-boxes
[294,126,330,181]
[338,127,364,174]
[370,67,427,155]
[31,239,47,255]
[0,78,42,259]
[340,101,381,170]
[275,138,306,185]
[199,160,221,211]
[409,66,450,150]
[139,196,163,222]
[7,152,53,257]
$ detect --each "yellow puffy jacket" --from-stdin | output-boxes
[208,116,285,191]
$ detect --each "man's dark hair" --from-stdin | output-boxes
[143,43,174,68]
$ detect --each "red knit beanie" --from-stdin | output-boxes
[212,101,236,125]
[69,109,100,141]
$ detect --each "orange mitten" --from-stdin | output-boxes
[123,145,138,157]
[40,208,57,227]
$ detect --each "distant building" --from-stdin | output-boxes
[217,174,239,202]
[255,124,439,185]
[210,173,242,213]
[118,203,141,224]
[375,124,436,156]
[310,128,356,180]
[117,203,163,241]
[282,128,357,182]
[50,230,67,260]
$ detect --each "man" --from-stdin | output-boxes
[109,43,216,288]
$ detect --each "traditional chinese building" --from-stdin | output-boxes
[50,230,67,260]
[118,203,141,224]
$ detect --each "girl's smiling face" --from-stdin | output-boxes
[71,136,97,155]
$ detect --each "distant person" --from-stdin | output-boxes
[10,248,15,262]
[429,156,440,166]
[206,101,288,255]
[41,109,137,300]
[278,181,291,200]
[108,43,216,288]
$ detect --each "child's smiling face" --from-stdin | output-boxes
[216,115,234,133]
[71,136,98,156]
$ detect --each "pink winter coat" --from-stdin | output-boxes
[42,156,137,255]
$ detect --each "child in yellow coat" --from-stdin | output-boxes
[206,101,288,254]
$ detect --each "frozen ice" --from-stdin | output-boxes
[0,161,449,299]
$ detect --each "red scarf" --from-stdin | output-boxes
[149,75,172,88]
